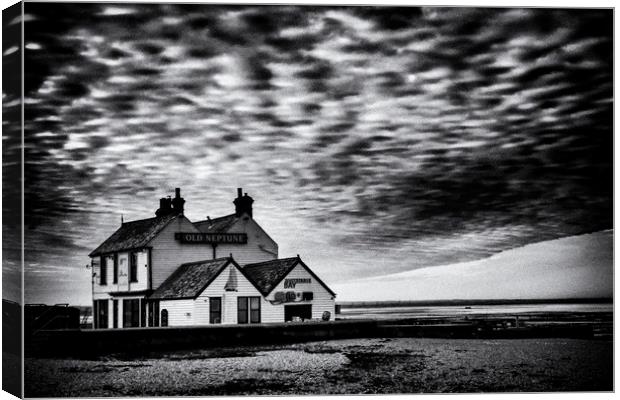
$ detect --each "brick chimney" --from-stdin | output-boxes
[155,188,185,216]
[155,197,172,217]
[233,187,253,218]
[172,187,185,215]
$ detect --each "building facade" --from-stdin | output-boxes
[89,188,335,328]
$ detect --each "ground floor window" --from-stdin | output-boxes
[161,309,168,327]
[237,296,260,324]
[112,300,118,328]
[94,299,108,329]
[140,299,147,327]
[148,301,160,327]
[284,304,312,322]
[123,299,140,328]
[210,297,221,324]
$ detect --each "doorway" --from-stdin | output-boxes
[210,297,221,324]
[284,304,312,322]
[122,299,140,328]
[95,299,108,329]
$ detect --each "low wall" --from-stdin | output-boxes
[26,318,598,358]
[26,320,380,358]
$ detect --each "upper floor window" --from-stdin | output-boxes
[113,253,118,284]
[99,256,107,285]
[130,252,138,283]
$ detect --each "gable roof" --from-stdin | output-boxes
[241,257,299,296]
[193,214,238,233]
[241,257,336,297]
[149,258,232,300]
[89,213,178,257]
[149,256,336,301]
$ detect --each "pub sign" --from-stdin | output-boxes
[174,232,248,244]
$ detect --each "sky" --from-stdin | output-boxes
[334,230,613,301]
[2,4,612,304]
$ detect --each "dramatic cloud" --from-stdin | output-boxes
[9,4,611,304]
[3,5,23,302]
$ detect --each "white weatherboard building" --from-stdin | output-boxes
[89,188,336,328]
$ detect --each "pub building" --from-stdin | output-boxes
[89,188,336,328]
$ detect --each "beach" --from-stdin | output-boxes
[25,337,612,396]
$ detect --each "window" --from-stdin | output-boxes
[237,297,248,324]
[130,253,138,283]
[250,297,260,323]
[95,299,108,329]
[210,297,221,324]
[154,301,160,327]
[140,299,147,327]
[237,297,261,324]
[99,257,107,285]
[148,301,153,327]
[113,254,118,284]
[123,299,140,328]
[161,309,168,327]
[113,300,118,328]
[148,301,160,327]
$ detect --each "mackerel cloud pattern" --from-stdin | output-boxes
[4,5,611,302]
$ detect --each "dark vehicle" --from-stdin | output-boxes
[24,303,80,335]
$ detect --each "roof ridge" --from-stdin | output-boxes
[180,257,230,267]
[122,214,171,225]
[89,213,179,257]
[243,257,298,268]
[193,213,237,225]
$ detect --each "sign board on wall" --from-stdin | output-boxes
[284,278,311,288]
[174,232,248,244]
[271,291,314,304]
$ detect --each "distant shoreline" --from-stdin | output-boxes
[6,297,614,310]
[337,297,613,308]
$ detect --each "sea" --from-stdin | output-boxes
[337,302,613,320]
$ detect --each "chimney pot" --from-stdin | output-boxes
[233,188,254,218]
